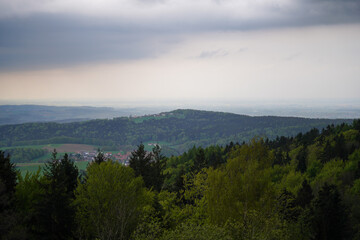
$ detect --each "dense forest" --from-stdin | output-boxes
[1,119,360,239]
[0,105,126,125]
[0,109,353,154]
[2,148,47,163]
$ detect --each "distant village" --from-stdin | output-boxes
[69,151,132,166]
[68,143,161,166]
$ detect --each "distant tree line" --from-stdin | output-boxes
[2,148,47,163]
[0,110,352,154]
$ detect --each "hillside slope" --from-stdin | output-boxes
[0,109,354,153]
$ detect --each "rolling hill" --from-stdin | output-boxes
[0,109,355,155]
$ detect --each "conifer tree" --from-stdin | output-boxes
[192,147,206,173]
[320,140,333,164]
[32,149,78,240]
[313,183,349,240]
[130,143,166,191]
[296,146,307,173]
[296,180,313,208]
[0,151,24,239]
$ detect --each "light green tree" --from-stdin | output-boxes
[74,161,151,240]
[205,139,287,239]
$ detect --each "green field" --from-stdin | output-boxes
[16,161,90,176]
[0,144,63,151]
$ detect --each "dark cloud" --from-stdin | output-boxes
[0,15,183,71]
[300,0,360,23]
[0,0,359,71]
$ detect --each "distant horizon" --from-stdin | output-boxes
[1,97,360,107]
[1,100,360,119]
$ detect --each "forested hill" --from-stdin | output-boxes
[0,109,354,153]
[0,105,126,125]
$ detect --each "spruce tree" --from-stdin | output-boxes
[32,149,78,240]
[192,147,206,173]
[150,145,166,192]
[296,180,313,208]
[0,151,24,239]
[129,144,166,191]
[296,146,307,173]
[313,183,349,240]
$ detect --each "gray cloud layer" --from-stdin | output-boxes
[0,0,359,71]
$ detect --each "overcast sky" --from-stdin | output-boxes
[0,0,359,106]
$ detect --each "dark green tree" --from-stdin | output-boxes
[32,149,79,240]
[0,151,16,197]
[130,144,166,191]
[0,151,25,239]
[130,143,151,179]
[173,167,185,195]
[150,145,167,192]
[334,134,347,160]
[296,146,307,173]
[284,151,291,165]
[320,140,333,164]
[354,119,360,131]
[277,189,299,222]
[296,180,314,209]
[192,147,206,173]
[273,148,284,166]
[313,183,349,240]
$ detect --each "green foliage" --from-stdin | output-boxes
[74,161,151,240]
[206,139,275,225]
[2,148,47,163]
[160,222,232,240]
[15,170,45,240]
